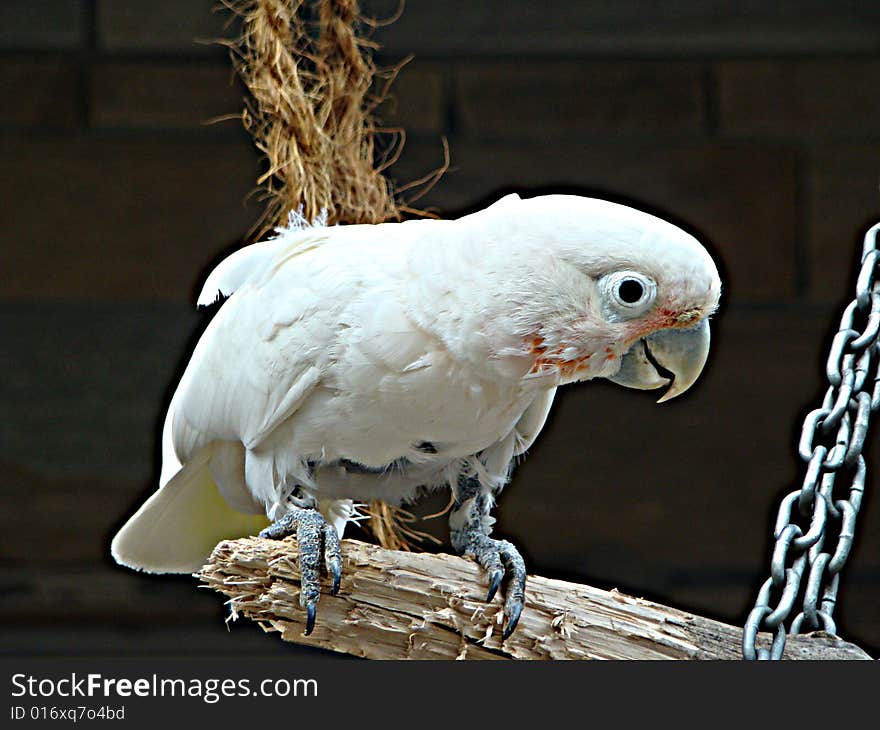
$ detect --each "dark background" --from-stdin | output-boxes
[2,1,879,658]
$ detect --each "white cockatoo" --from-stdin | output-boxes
[112,193,721,637]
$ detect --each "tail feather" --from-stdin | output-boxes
[111,446,270,574]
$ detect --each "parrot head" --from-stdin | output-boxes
[593,237,720,402]
[509,194,722,401]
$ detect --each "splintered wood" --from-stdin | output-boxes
[197,538,871,660]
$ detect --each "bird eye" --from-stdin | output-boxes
[603,271,656,315]
[616,278,644,304]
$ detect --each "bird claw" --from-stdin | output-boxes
[259,507,342,635]
[502,599,523,640]
[304,603,316,636]
[329,557,342,596]
[460,533,527,640]
[322,521,343,597]
[486,568,503,602]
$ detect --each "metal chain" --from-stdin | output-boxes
[743,223,880,660]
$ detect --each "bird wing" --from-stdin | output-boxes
[513,386,557,455]
[474,386,557,489]
[196,221,330,307]
[171,230,338,461]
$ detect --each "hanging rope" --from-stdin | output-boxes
[222,0,405,239]
[744,223,880,660]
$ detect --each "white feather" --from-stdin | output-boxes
[113,193,720,573]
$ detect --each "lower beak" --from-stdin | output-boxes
[607,319,711,403]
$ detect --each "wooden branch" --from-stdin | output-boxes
[197,537,871,660]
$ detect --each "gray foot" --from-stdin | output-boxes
[459,530,526,639]
[259,507,342,635]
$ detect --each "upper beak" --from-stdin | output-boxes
[607,319,711,403]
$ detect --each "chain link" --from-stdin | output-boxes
[743,223,880,660]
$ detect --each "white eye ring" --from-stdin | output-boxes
[606,271,656,310]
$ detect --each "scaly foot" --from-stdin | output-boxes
[259,507,342,635]
[457,528,527,639]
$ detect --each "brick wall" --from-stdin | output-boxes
[2,1,879,656]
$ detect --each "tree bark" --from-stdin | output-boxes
[197,537,871,660]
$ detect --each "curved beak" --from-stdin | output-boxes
[607,319,711,403]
